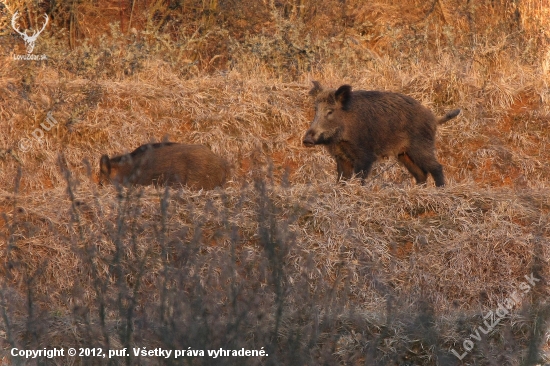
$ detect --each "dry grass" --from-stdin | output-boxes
[1,0,550,364]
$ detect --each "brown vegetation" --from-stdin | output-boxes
[0,0,550,364]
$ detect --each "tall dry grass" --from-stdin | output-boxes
[0,0,550,364]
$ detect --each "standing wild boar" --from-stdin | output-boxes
[303,81,460,187]
[99,142,229,189]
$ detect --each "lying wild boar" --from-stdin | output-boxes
[99,142,229,189]
[303,81,460,187]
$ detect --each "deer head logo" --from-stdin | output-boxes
[11,11,49,54]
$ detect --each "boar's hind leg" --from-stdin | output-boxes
[336,157,354,182]
[405,150,445,187]
[429,163,445,187]
[398,153,428,185]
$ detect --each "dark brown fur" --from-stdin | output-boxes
[99,142,229,190]
[303,81,460,187]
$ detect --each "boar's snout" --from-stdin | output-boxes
[303,130,316,147]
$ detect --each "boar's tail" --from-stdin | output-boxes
[437,109,461,125]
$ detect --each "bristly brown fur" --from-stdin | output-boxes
[303,81,461,187]
[99,143,229,189]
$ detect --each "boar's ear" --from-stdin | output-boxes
[335,85,352,106]
[100,155,111,175]
[309,81,323,97]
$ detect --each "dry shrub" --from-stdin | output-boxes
[0,169,549,364]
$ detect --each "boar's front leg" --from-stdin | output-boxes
[353,154,376,185]
[336,156,354,182]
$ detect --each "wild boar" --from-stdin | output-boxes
[303,81,460,187]
[99,142,229,190]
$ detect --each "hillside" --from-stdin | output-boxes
[1,0,549,365]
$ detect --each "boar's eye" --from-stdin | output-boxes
[326,110,333,116]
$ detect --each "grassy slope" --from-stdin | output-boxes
[1,0,550,364]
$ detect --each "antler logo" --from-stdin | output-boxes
[11,11,49,54]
